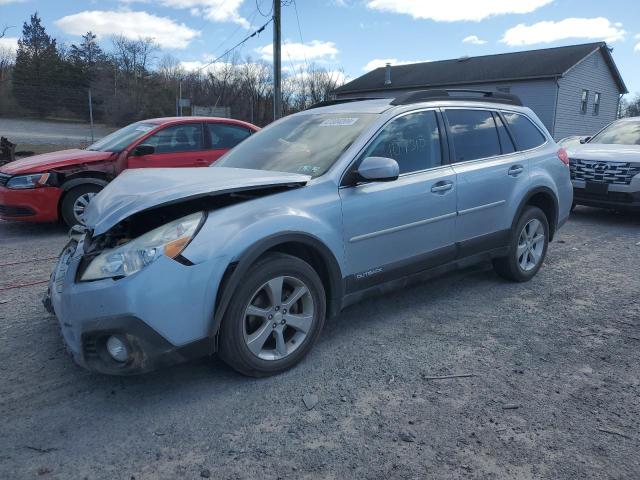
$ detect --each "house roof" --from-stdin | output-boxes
[334,42,628,95]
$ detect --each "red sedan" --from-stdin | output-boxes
[0,117,259,226]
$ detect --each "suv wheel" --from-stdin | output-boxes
[493,206,549,282]
[218,253,326,377]
[61,184,102,226]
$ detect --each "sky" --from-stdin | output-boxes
[1,0,639,94]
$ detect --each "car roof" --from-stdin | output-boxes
[143,117,259,130]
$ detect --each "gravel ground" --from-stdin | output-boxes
[0,207,639,479]
[0,117,114,148]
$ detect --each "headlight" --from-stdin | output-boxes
[6,173,50,189]
[80,212,204,281]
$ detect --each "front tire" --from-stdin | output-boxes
[493,206,549,282]
[218,253,326,377]
[60,184,102,226]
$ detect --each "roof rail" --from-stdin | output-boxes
[390,89,523,106]
[305,97,384,110]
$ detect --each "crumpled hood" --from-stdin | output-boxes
[0,149,114,175]
[567,143,640,163]
[85,167,311,236]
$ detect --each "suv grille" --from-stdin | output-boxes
[0,173,10,187]
[570,158,640,185]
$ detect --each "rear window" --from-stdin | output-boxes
[502,112,546,150]
[445,109,502,162]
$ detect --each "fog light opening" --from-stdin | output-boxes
[106,335,130,363]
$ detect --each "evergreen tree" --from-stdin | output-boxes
[12,13,62,116]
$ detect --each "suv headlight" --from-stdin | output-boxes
[6,173,50,189]
[80,212,204,281]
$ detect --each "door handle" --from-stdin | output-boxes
[430,181,453,193]
[508,165,524,177]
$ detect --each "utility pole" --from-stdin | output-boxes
[273,0,282,120]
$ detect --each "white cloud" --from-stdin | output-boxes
[501,17,626,46]
[0,37,19,54]
[256,40,338,62]
[55,10,200,49]
[157,0,249,28]
[0,0,25,4]
[635,33,640,52]
[366,0,553,22]
[463,35,487,45]
[362,58,430,71]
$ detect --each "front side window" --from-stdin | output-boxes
[144,124,204,154]
[445,109,501,162]
[358,110,442,174]
[502,112,546,151]
[215,113,377,178]
[581,89,589,114]
[208,123,252,149]
[590,121,640,145]
[593,92,601,115]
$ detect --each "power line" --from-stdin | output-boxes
[193,18,273,75]
[292,0,309,74]
[256,0,273,17]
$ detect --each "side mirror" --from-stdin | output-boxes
[133,144,155,156]
[357,156,399,182]
[579,136,591,144]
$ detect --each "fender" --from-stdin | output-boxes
[211,231,344,337]
[511,186,559,240]
[61,177,109,191]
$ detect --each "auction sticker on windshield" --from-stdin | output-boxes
[319,118,359,127]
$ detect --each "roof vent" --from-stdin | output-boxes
[384,63,392,86]
[457,55,470,62]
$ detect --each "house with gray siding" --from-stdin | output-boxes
[333,43,627,140]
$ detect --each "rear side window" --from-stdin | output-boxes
[502,112,546,150]
[445,109,501,162]
[208,123,252,149]
[494,114,516,154]
[359,110,442,174]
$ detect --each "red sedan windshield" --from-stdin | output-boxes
[87,122,156,152]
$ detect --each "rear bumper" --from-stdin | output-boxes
[0,186,62,222]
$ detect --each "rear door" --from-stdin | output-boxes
[128,122,207,168]
[444,108,530,255]
[202,123,254,165]
[340,109,457,292]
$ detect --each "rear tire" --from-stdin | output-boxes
[493,206,549,282]
[60,184,102,227]
[218,253,326,377]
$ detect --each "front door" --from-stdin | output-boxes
[128,123,208,168]
[339,110,457,292]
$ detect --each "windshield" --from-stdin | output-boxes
[87,122,157,152]
[590,121,640,145]
[214,113,377,177]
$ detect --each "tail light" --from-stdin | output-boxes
[557,147,569,166]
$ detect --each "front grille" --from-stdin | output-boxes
[0,173,10,187]
[0,204,35,217]
[570,158,640,185]
[83,337,99,360]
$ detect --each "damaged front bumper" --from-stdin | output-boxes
[46,235,228,375]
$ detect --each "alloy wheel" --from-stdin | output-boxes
[516,218,545,271]
[73,192,96,225]
[243,275,315,361]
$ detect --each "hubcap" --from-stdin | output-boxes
[73,192,96,224]
[517,218,545,271]
[243,275,314,361]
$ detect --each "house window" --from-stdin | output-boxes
[580,89,589,114]
[593,92,601,115]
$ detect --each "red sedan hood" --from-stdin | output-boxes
[0,149,114,175]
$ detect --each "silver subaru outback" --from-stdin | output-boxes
[46,90,572,377]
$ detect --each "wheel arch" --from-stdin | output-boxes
[513,186,559,241]
[58,176,109,223]
[211,232,344,339]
